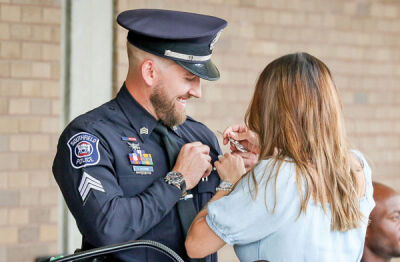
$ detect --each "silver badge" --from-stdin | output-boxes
[209,30,222,51]
[127,142,140,151]
[140,127,148,135]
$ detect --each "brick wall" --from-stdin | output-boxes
[0,0,399,261]
[0,0,61,261]
[116,0,400,187]
[115,0,400,261]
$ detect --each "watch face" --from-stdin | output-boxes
[165,171,186,193]
[176,174,184,183]
[167,171,183,184]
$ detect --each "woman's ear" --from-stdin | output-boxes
[141,59,159,86]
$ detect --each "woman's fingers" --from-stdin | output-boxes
[231,151,258,172]
[223,124,247,138]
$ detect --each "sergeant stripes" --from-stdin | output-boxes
[78,172,105,202]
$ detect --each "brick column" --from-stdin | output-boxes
[0,0,61,261]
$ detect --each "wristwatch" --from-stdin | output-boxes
[164,171,187,196]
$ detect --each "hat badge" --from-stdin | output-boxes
[210,30,222,51]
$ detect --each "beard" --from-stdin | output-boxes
[150,85,187,127]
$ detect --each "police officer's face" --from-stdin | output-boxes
[366,194,400,258]
[150,63,201,127]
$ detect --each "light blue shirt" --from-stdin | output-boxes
[206,150,375,262]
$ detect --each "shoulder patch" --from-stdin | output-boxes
[67,132,100,169]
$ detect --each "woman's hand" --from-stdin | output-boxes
[230,151,258,173]
[214,153,246,184]
[223,124,260,154]
[223,124,260,171]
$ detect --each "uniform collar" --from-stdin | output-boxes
[116,83,181,142]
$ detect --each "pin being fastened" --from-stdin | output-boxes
[202,155,222,182]
[217,131,248,153]
[204,133,247,182]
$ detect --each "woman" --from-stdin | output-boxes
[185,53,375,261]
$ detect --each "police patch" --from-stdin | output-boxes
[67,132,100,169]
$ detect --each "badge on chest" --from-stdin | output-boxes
[122,136,154,175]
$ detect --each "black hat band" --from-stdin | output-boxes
[127,31,214,64]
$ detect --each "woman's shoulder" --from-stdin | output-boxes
[350,150,374,203]
[350,150,370,170]
[350,150,372,182]
[256,157,296,174]
[251,158,297,188]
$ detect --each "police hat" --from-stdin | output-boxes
[117,9,227,81]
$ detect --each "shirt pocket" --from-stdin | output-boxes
[118,174,156,197]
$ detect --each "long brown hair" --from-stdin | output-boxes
[245,52,362,231]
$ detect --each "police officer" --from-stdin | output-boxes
[53,9,227,262]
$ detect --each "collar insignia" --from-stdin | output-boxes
[140,127,148,135]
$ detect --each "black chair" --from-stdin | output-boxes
[34,240,184,262]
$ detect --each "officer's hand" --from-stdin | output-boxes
[214,153,246,184]
[173,142,212,190]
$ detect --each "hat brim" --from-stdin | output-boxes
[175,60,220,81]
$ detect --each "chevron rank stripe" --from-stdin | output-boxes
[78,172,105,202]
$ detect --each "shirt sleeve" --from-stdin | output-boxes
[53,124,182,248]
[351,149,375,207]
[206,159,301,245]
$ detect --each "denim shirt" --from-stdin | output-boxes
[206,150,375,262]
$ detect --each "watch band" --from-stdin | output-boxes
[216,181,234,192]
[164,171,187,195]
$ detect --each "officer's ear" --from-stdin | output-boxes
[141,59,160,87]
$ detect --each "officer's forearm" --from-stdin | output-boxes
[83,178,182,246]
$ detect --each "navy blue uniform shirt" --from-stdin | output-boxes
[53,84,221,261]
